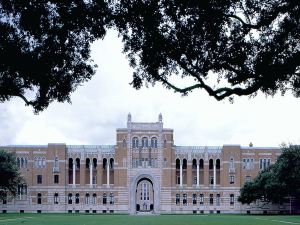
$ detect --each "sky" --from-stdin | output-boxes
[1,30,300,147]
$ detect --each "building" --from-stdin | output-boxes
[0,114,289,214]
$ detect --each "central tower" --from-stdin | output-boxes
[115,113,174,214]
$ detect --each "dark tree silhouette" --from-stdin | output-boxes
[1,1,300,112]
[114,0,300,101]
[0,1,110,112]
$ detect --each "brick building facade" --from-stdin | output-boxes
[0,114,288,214]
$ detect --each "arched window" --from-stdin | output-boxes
[209,194,214,205]
[86,158,90,169]
[183,194,187,205]
[192,159,197,170]
[176,194,180,205]
[123,139,127,147]
[37,193,42,204]
[103,158,107,170]
[199,194,204,205]
[68,193,72,204]
[151,138,158,148]
[199,159,204,169]
[142,137,148,148]
[92,193,97,204]
[85,193,90,205]
[192,194,197,205]
[54,193,59,204]
[42,157,46,167]
[109,193,114,205]
[132,137,139,148]
[103,193,107,205]
[75,193,80,204]
[209,159,214,170]
[182,159,187,170]
[216,159,221,169]
[68,158,73,169]
[75,158,80,170]
[93,158,97,169]
[230,194,235,205]
[110,158,114,170]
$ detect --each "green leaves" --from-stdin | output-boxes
[239,144,300,205]
[0,150,24,200]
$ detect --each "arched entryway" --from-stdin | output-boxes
[136,178,154,212]
[130,173,160,214]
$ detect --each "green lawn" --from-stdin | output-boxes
[0,214,300,225]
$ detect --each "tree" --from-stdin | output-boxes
[238,144,300,205]
[1,1,300,112]
[114,0,300,101]
[0,150,24,200]
[0,1,110,113]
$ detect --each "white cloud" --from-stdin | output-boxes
[1,30,300,148]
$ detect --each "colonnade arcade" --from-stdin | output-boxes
[68,157,114,186]
[175,158,221,187]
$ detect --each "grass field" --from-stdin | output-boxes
[0,214,300,225]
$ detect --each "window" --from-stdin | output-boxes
[245,176,252,183]
[132,137,139,148]
[37,175,42,184]
[75,193,80,204]
[92,176,97,185]
[183,194,187,205]
[109,193,114,205]
[216,194,220,206]
[68,193,72,204]
[209,194,214,205]
[18,185,27,199]
[176,194,180,205]
[199,194,204,205]
[192,194,197,205]
[164,139,167,148]
[42,157,46,167]
[37,193,42,204]
[85,194,90,205]
[229,175,235,184]
[267,158,271,167]
[176,176,180,185]
[210,176,214,185]
[260,158,271,170]
[193,176,197,185]
[230,194,234,205]
[103,193,107,205]
[54,193,59,204]
[142,137,148,148]
[54,175,59,184]
[151,138,158,148]
[92,194,97,204]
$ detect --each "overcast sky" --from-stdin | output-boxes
[1,30,300,147]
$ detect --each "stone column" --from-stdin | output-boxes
[107,161,110,187]
[180,162,183,187]
[72,162,76,186]
[196,162,200,187]
[89,163,93,186]
[213,162,216,188]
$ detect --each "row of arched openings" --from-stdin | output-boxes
[68,158,114,185]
